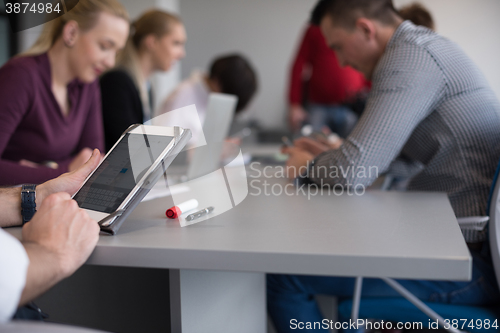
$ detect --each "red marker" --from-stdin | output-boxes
[166,199,199,219]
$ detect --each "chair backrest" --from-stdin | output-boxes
[487,159,500,289]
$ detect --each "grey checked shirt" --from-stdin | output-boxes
[309,21,500,242]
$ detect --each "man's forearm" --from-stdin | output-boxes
[0,188,22,227]
[19,242,64,306]
[0,186,48,227]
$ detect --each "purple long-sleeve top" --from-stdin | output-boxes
[0,53,104,186]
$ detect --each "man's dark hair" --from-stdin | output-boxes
[399,3,435,30]
[320,0,401,29]
[209,54,258,113]
[310,0,331,25]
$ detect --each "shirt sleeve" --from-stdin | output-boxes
[387,156,425,179]
[75,80,105,154]
[288,25,313,105]
[308,45,446,187]
[0,230,29,322]
[0,62,66,185]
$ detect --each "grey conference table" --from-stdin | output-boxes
[6,146,471,333]
[0,321,109,333]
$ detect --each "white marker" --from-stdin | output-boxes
[166,199,199,219]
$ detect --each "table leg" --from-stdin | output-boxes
[351,277,363,321]
[381,277,463,333]
[169,269,266,333]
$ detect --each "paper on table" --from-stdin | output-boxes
[141,181,190,202]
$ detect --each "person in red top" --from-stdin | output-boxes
[288,0,370,137]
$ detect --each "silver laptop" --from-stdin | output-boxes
[186,93,238,179]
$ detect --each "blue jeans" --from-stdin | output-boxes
[267,248,500,332]
[307,104,358,139]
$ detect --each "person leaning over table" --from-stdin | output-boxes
[100,9,186,152]
[0,150,101,322]
[0,0,129,186]
[270,0,500,331]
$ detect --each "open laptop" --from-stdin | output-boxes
[148,92,238,179]
[186,93,238,179]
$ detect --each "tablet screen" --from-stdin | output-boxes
[74,133,173,213]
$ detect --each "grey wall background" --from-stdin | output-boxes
[178,0,500,130]
[178,0,316,129]
[17,0,500,131]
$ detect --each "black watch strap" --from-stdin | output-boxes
[21,184,37,224]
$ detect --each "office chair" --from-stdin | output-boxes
[338,160,500,333]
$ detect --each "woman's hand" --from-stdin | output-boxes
[19,160,42,168]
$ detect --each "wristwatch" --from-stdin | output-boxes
[21,184,37,224]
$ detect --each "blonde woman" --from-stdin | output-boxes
[100,9,186,151]
[0,0,129,186]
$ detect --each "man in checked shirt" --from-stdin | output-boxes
[270,0,500,331]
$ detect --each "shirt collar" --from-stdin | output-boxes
[386,20,416,49]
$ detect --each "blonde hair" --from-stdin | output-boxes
[116,10,182,118]
[23,0,129,56]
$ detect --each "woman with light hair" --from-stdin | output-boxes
[100,10,186,151]
[0,0,129,186]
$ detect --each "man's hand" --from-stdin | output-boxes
[22,192,100,279]
[36,149,101,207]
[19,192,100,304]
[294,137,330,156]
[282,146,314,179]
[0,149,100,228]
[289,104,307,133]
[294,136,343,156]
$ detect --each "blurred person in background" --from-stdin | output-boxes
[157,53,258,146]
[100,9,186,152]
[287,0,370,138]
[0,0,129,186]
[272,0,500,330]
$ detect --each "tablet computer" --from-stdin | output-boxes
[72,124,191,235]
